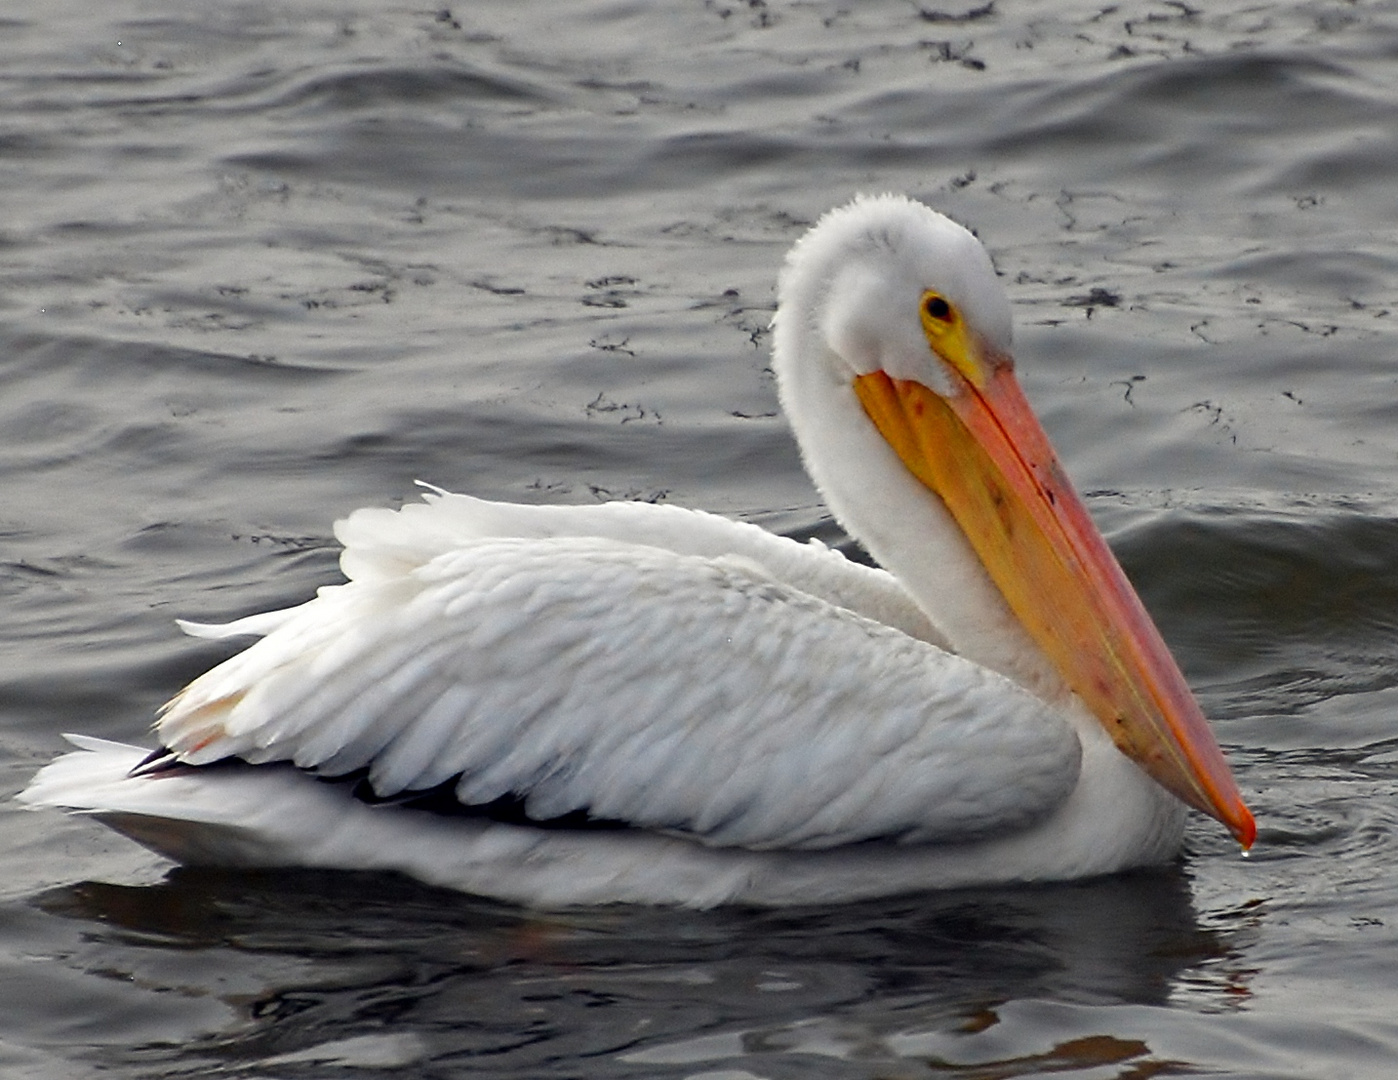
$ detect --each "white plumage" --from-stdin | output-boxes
[160,500,1082,848]
[19,195,1251,907]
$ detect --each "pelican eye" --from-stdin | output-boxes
[919,289,982,385]
[923,294,953,322]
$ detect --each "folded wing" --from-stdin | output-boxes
[157,494,1082,850]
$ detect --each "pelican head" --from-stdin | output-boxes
[772,194,1254,848]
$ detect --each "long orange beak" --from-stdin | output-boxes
[854,360,1255,848]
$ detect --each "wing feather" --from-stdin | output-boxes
[158,529,1081,849]
[337,490,951,649]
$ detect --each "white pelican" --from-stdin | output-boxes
[20,195,1254,908]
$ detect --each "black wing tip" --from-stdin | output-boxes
[128,745,180,778]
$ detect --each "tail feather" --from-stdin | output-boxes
[14,737,773,907]
[18,737,314,866]
[17,737,458,869]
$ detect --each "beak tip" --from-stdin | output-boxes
[1229,804,1257,851]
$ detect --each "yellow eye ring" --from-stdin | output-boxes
[919,290,986,387]
[920,291,958,341]
[923,294,953,322]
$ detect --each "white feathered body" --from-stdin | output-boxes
[22,490,1183,907]
[19,195,1205,907]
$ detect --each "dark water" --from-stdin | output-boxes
[4,1,1398,1076]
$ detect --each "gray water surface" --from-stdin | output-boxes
[4,2,1398,1077]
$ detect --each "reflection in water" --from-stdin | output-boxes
[920,1033,1166,1079]
[31,864,1250,1076]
